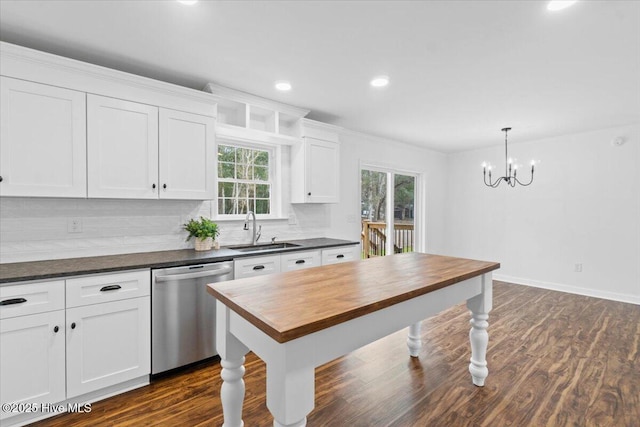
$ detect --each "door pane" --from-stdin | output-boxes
[361,169,388,258]
[393,174,415,253]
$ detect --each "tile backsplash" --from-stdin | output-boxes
[0,198,331,263]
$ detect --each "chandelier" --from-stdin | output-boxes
[482,127,535,188]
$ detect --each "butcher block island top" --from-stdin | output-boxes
[207,252,500,343]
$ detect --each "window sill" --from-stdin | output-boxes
[212,216,289,222]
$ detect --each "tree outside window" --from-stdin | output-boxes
[218,144,271,215]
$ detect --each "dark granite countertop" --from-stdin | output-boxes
[0,238,359,284]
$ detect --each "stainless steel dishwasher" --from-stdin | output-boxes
[151,261,234,374]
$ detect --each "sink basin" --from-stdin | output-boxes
[228,243,301,253]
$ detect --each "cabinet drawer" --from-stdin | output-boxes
[281,250,321,272]
[321,245,360,265]
[66,270,150,308]
[234,255,281,279]
[0,280,65,319]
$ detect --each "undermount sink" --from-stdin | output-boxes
[228,243,301,253]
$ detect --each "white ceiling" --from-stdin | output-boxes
[1,0,638,152]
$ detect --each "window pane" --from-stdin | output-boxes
[219,162,235,179]
[361,169,388,258]
[254,166,268,181]
[236,164,253,180]
[237,183,248,198]
[218,182,234,198]
[237,199,248,215]
[218,145,236,163]
[255,199,270,214]
[237,148,251,164]
[393,174,415,254]
[222,199,236,215]
[255,151,269,166]
[256,184,270,198]
[247,184,255,198]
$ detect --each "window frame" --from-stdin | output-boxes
[213,138,283,220]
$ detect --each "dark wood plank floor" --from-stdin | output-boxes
[30,282,639,427]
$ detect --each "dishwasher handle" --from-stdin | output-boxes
[154,266,233,282]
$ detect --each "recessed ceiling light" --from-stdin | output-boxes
[177,0,198,5]
[370,75,389,88]
[275,81,292,91]
[547,1,578,11]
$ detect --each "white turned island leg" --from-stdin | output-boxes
[407,322,422,357]
[217,301,249,427]
[465,273,493,387]
[220,356,246,427]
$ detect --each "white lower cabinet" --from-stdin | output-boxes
[0,310,66,421]
[233,245,359,279]
[66,297,150,398]
[0,270,150,425]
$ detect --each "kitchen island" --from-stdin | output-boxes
[208,252,500,427]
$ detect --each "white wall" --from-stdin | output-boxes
[444,124,640,304]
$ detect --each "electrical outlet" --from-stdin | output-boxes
[68,218,83,233]
[574,263,582,273]
[288,214,297,225]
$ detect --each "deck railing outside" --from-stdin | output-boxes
[361,220,414,258]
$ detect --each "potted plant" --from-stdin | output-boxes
[183,216,220,251]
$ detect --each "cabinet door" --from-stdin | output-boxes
[159,109,215,199]
[87,95,158,199]
[305,137,339,203]
[0,77,86,198]
[291,137,340,203]
[66,297,150,398]
[0,310,66,419]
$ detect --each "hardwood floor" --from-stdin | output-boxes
[30,282,639,427]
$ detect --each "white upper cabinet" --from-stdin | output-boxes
[0,77,87,198]
[87,95,216,200]
[87,94,159,199]
[1,42,218,200]
[291,119,341,204]
[159,108,215,199]
[291,137,340,203]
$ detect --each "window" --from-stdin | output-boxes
[217,143,273,216]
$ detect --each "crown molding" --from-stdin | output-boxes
[299,118,342,143]
[203,82,309,119]
[0,41,218,117]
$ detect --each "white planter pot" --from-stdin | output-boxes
[194,237,213,251]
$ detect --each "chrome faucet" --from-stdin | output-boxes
[243,211,261,245]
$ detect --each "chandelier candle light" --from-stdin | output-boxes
[482,127,535,188]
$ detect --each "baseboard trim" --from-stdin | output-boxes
[493,274,640,306]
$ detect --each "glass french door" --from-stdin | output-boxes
[361,167,417,259]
